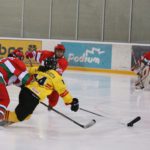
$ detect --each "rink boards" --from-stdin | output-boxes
[1,37,150,75]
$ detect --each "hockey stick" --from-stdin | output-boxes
[80,107,141,127]
[40,102,96,129]
[28,58,33,67]
[28,58,96,129]
[131,51,140,71]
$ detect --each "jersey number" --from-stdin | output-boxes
[34,74,47,85]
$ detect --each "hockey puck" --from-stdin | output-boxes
[127,116,141,127]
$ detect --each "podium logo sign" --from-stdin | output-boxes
[62,42,112,69]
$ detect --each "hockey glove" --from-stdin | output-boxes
[71,98,79,112]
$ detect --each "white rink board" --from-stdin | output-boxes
[1,37,150,71]
[42,39,133,70]
[111,44,132,70]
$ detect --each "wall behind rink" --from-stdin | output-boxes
[42,39,134,74]
[1,37,150,75]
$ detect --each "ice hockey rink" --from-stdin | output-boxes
[1,70,150,150]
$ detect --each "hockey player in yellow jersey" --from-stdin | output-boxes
[1,57,79,125]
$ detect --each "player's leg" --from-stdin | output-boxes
[0,77,10,120]
[1,110,32,125]
[134,62,147,89]
[47,90,59,110]
[141,66,150,89]
[135,64,150,89]
[0,110,32,126]
[15,87,40,121]
[3,87,40,125]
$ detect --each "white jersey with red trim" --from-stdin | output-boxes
[0,57,30,86]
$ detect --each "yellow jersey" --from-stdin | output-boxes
[26,67,73,104]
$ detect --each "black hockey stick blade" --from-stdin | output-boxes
[127,116,141,127]
[82,119,96,129]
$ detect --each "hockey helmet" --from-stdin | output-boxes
[44,57,57,70]
[54,44,65,52]
[8,49,24,60]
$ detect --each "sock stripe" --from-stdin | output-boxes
[0,105,6,110]
[0,110,4,115]
[5,111,9,120]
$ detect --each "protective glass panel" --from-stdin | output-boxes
[0,0,22,37]
[131,0,150,43]
[78,0,104,41]
[51,0,77,40]
[24,0,50,38]
[104,0,130,42]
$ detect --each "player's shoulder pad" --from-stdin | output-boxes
[58,57,68,65]
[41,50,54,54]
[47,70,61,79]
[28,66,38,73]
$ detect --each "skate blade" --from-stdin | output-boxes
[0,121,14,127]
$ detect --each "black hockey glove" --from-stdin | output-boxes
[71,98,79,112]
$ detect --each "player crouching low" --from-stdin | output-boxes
[0,57,79,126]
[132,52,150,89]
[0,49,32,121]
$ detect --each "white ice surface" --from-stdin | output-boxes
[1,70,150,150]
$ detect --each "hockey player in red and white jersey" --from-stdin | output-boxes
[0,49,31,120]
[133,51,150,89]
[25,44,68,108]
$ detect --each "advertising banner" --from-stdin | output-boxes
[62,42,112,69]
[0,39,42,65]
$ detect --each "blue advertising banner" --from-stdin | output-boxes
[62,42,112,69]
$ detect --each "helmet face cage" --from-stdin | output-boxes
[44,57,57,70]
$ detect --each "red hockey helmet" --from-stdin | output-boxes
[8,49,24,60]
[54,44,65,52]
